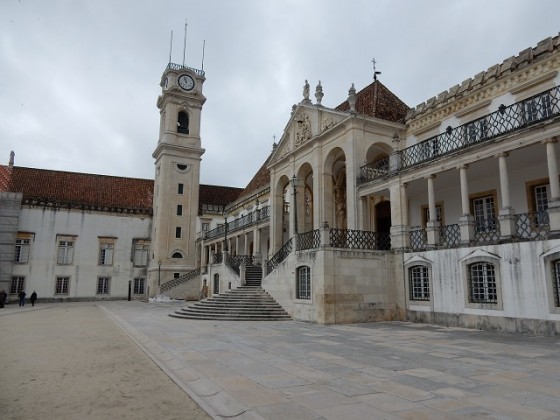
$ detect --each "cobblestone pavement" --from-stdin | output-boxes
[98,300,560,420]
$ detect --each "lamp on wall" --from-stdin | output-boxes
[291,175,299,235]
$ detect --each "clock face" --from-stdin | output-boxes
[178,74,195,91]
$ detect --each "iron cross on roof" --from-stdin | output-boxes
[372,58,381,81]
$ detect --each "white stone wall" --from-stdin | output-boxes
[11,207,151,300]
[404,240,560,334]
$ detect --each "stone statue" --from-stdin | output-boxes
[303,80,310,102]
[315,81,324,105]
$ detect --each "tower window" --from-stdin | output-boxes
[177,111,189,134]
[178,183,184,194]
[177,205,183,216]
[175,227,182,238]
[171,251,183,259]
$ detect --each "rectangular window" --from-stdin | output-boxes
[132,242,149,267]
[472,195,496,233]
[55,277,70,295]
[202,222,210,231]
[552,261,560,307]
[177,204,183,216]
[14,239,30,263]
[175,227,182,238]
[10,277,25,294]
[468,262,497,303]
[97,277,110,295]
[409,266,430,301]
[133,278,145,295]
[422,205,443,227]
[296,266,311,299]
[57,241,74,265]
[178,183,184,194]
[98,243,114,265]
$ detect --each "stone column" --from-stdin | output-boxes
[253,227,262,262]
[497,152,516,239]
[545,138,560,232]
[235,235,240,256]
[426,175,440,247]
[389,183,410,249]
[458,165,474,244]
[243,232,249,256]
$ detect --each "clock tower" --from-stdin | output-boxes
[148,63,206,296]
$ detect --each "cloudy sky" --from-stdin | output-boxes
[1,0,559,188]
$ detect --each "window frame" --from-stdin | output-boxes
[132,241,149,267]
[10,276,25,294]
[14,238,31,264]
[98,241,114,266]
[57,240,75,265]
[296,265,311,300]
[461,251,502,311]
[469,190,498,233]
[133,278,145,295]
[97,277,111,295]
[55,276,70,295]
[409,265,431,301]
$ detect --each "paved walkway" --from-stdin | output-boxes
[3,301,560,419]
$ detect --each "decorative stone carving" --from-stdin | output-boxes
[301,80,312,104]
[321,116,335,132]
[315,81,324,106]
[295,113,311,147]
[348,83,357,112]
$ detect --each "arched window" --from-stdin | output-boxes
[296,266,311,299]
[177,111,189,134]
[171,251,183,259]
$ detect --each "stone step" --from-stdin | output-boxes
[169,286,290,321]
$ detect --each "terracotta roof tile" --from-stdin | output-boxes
[335,80,409,123]
[2,166,242,215]
[198,184,243,213]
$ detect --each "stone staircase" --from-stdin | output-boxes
[169,286,291,321]
[245,265,262,287]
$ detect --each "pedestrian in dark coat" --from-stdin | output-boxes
[30,291,37,307]
[0,289,6,308]
[18,290,26,307]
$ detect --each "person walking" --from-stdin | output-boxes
[30,291,37,307]
[0,289,7,308]
[18,290,26,307]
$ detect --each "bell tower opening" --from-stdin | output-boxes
[177,111,189,134]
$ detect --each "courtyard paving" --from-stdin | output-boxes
[103,300,560,419]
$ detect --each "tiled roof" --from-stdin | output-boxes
[1,166,242,215]
[335,80,409,123]
[198,184,244,213]
[2,166,154,214]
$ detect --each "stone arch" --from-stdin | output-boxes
[272,174,292,252]
[365,143,393,165]
[296,162,314,232]
[324,147,347,229]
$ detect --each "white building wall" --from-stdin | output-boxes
[11,207,151,300]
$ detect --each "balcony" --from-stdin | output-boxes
[204,205,270,240]
[359,85,560,184]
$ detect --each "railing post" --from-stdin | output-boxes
[389,150,401,173]
[459,215,475,244]
[498,208,517,240]
[240,262,246,286]
[426,221,440,248]
[320,221,330,247]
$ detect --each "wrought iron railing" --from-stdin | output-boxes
[297,230,320,251]
[410,227,427,251]
[225,254,256,275]
[359,85,560,183]
[213,252,223,264]
[166,62,205,77]
[266,238,293,274]
[329,228,390,250]
[515,211,549,239]
[439,224,461,247]
[474,219,500,244]
[204,205,270,240]
[160,268,201,293]
[359,156,389,183]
